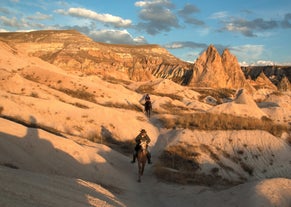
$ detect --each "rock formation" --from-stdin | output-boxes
[278,76,291,91]
[189,45,255,92]
[0,30,192,83]
[252,71,277,90]
[0,30,286,92]
[242,65,291,89]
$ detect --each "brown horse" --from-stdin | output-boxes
[137,140,148,182]
[144,100,152,118]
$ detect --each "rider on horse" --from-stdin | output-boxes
[131,129,152,164]
[145,94,150,101]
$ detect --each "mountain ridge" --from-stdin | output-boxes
[0,29,290,91]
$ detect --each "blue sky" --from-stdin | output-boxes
[0,0,290,65]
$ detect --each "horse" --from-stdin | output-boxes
[144,100,152,118]
[137,140,148,182]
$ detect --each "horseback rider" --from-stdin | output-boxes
[145,94,151,101]
[131,129,152,164]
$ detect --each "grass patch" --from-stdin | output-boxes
[159,112,288,137]
[102,76,132,86]
[155,144,239,186]
[193,88,235,104]
[58,88,96,103]
[101,102,143,112]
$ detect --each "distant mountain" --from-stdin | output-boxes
[0,30,289,91]
[0,30,192,83]
[242,65,291,91]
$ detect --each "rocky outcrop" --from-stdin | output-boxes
[189,45,255,92]
[242,65,291,89]
[0,30,192,83]
[0,30,285,92]
[252,72,277,90]
[278,76,291,91]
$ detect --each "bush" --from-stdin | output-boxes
[159,112,288,136]
[59,88,96,103]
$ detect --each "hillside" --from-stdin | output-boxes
[0,30,291,207]
[1,30,290,92]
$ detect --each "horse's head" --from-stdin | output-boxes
[139,140,148,151]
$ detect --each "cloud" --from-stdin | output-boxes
[0,16,21,28]
[282,13,291,28]
[213,11,291,37]
[223,18,278,37]
[55,8,132,28]
[135,0,179,35]
[89,29,147,45]
[164,41,207,49]
[27,12,52,21]
[178,3,200,15]
[0,7,11,15]
[210,11,229,20]
[229,44,265,62]
[0,15,46,30]
[178,3,204,26]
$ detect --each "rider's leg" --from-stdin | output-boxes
[147,151,152,164]
[131,150,137,163]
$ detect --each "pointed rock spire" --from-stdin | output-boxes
[189,45,255,93]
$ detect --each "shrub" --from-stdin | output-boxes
[158,112,288,137]
[59,88,96,103]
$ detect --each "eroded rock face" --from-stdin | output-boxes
[189,45,254,92]
[253,72,277,90]
[0,30,284,92]
[0,30,192,82]
[278,76,291,91]
[242,65,291,90]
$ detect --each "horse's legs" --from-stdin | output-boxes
[146,109,151,117]
[138,163,142,182]
[141,163,145,175]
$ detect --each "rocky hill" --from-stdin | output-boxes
[0,30,192,83]
[189,45,254,91]
[0,30,290,91]
[242,65,291,91]
[0,29,291,207]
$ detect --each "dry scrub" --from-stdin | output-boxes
[159,112,288,137]
[194,88,235,104]
[58,88,96,103]
[155,144,237,186]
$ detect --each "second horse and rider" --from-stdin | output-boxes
[130,94,153,164]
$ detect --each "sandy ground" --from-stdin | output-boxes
[0,38,291,207]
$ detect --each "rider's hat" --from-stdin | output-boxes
[140,129,146,133]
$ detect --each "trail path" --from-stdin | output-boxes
[107,117,204,207]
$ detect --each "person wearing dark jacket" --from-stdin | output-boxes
[131,129,152,164]
[145,94,150,101]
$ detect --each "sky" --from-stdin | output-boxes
[0,0,291,65]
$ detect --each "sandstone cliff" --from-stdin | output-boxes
[242,65,291,89]
[0,30,285,92]
[189,45,254,92]
[252,71,277,90]
[0,30,192,83]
